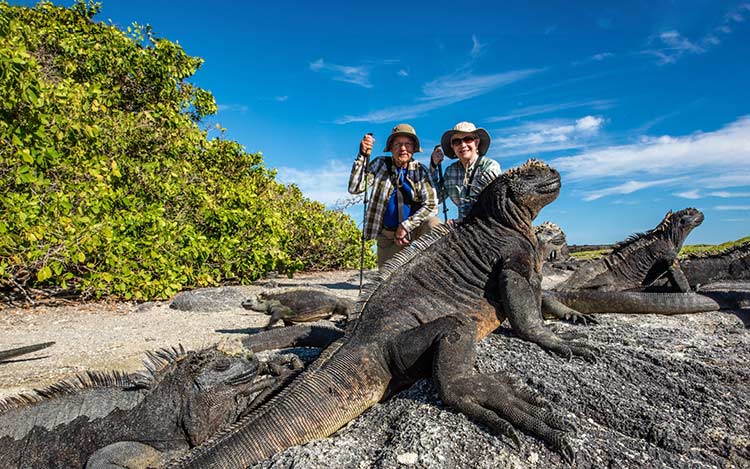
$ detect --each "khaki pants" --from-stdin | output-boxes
[376,216,442,269]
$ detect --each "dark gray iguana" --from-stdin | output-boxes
[535,221,570,261]
[169,159,596,468]
[554,208,704,292]
[0,346,268,468]
[657,240,750,290]
[241,286,354,329]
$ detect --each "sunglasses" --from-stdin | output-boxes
[451,135,477,146]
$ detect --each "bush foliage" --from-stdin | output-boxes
[0,0,374,300]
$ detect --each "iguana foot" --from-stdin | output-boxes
[440,372,575,462]
[542,294,599,325]
[525,328,599,363]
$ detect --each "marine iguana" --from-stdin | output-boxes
[656,241,750,289]
[169,159,595,468]
[555,208,704,292]
[0,341,54,363]
[0,346,268,468]
[535,221,570,261]
[241,287,354,328]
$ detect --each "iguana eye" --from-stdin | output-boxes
[213,358,230,371]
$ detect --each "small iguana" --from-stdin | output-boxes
[169,159,596,468]
[555,208,704,292]
[242,286,354,328]
[0,346,268,468]
[535,221,570,261]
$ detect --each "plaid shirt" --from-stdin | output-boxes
[349,154,438,240]
[430,157,501,221]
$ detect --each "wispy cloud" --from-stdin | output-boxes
[275,160,352,206]
[552,116,750,180]
[336,68,542,124]
[490,115,605,158]
[217,103,249,113]
[309,58,372,88]
[715,205,750,211]
[583,178,677,201]
[551,116,750,200]
[673,190,701,199]
[275,95,288,102]
[486,99,614,123]
[674,189,750,199]
[643,3,750,65]
[470,34,486,59]
[397,69,409,77]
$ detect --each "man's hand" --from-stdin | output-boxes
[395,225,410,247]
[431,144,444,166]
[360,134,375,157]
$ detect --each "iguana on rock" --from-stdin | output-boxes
[169,159,595,468]
[555,208,704,292]
[242,287,354,328]
[656,241,750,289]
[0,346,268,469]
[0,341,54,363]
[535,221,570,261]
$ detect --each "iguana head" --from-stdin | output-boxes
[179,348,260,446]
[534,221,566,245]
[471,159,560,226]
[665,207,704,247]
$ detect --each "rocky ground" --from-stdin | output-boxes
[2,269,749,468]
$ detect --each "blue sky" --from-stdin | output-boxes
[18,0,750,244]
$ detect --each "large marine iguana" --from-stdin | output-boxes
[169,159,596,468]
[555,208,704,292]
[0,346,269,468]
[241,286,354,328]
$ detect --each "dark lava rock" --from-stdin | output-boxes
[253,310,750,469]
[170,286,255,312]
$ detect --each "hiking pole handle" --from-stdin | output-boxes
[437,161,448,223]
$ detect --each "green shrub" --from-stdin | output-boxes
[0,1,374,300]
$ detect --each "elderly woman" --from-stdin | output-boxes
[430,122,502,225]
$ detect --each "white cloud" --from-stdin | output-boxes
[397,69,409,77]
[275,160,352,206]
[643,4,750,65]
[674,190,702,199]
[216,103,248,113]
[470,34,486,59]
[490,115,605,158]
[309,58,372,88]
[709,191,750,198]
[583,179,676,201]
[275,95,288,102]
[336,68,542,124]
[551,116,750,180]
[486,99,614,123]
[715,205,750,211]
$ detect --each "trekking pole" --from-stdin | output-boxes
[435,144,448,223]
[359,133,373,293]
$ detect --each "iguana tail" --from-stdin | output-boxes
[0,341,55,362]
[543,290,727,314]
[167,342,389,468]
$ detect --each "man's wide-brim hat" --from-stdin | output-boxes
[384,123,422,153]
[440,121,491,159]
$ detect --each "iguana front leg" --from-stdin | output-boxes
[501,269,597,361]
[430,315,575,462]
[667,259,691,292]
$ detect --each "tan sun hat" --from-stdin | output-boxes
[383,123,422,153]
[440,121,491,159]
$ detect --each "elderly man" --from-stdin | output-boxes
[430,121,501,225]
[349,123,440,268]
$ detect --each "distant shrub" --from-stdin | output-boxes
[0,1,374,300]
